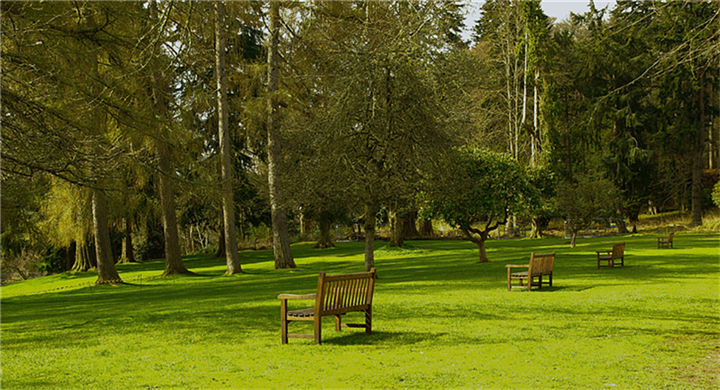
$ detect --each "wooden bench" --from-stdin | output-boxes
[658,232,674,249]
[506,252,555,291]
[596,242,625,269]
[278,268,376,344]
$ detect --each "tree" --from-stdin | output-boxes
[266,1,296,269]
[290,1,464,270]
[215,1,242,274]
[421,148,537,263]
[1,1,133,283]
[557,174,619,248]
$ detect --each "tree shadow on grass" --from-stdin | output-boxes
[321,330,444,346]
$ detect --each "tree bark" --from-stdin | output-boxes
[401,211,419,240]
[82,8,121,283]
[72,238,96,272]
[267,1,296,269]
[216,1,242,274]
[92,189,121,283]
[690,74,706,227]
[387,204,404,248]
[419,218,433,237]
[364,202,378,271]
[529,217,541,239]
[145,1,191,277]
[121,216,135,263]
[314,216,335,249]
[157,142,191,276]
[215,219,226,258]
[463,228,490,263]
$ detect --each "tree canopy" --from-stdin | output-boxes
[2,0,718,282]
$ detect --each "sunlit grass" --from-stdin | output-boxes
[2,234,719,389]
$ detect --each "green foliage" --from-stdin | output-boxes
[2,236,718,388]
[556,173,620,238]
[712,181,720,208]
[422,148,538,231]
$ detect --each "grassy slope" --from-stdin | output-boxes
[1,234,718,389]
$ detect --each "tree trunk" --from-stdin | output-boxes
[616,218,628,234]
[314,216,335,249]
[216,1,241,275]
[419,218,433,237]
[267,1,296,269]
[690,75,706,227]
[475,238,489,263]
[401,211,419,239]
[121,216,135,263]
[463,228,489,263]
[142,0,191,277]
[570,231,577,248]
[364,202,378,271]
[529,217,541,239]
[387,205,404,248]
[81,9,121,283]
[215,220,226,258]
[92,189,121,283]
[157,143,191,276]
[72,239,96,272]
[66,241,76,271]
[187,225,195,254]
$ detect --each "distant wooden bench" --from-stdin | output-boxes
[506,252,556,291]
[278,268,377,344]
[658,232,674,249]
[596,242,625,269]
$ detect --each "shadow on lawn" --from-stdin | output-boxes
[321,330,444,346]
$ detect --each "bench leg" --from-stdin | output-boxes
[365,307,372,334]
[314,317,322,345]
[548,273,552,287]
[280,300,288,344]
[538,275,542,290]
[335,315,342,332]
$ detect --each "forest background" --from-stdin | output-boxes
[1,0,719,284]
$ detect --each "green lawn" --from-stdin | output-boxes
[2,234,719,389]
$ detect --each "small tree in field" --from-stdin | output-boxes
[557,174,619,248]
[421,148,537,263]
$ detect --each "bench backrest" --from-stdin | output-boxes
[612,242,625,259]
[668,232,674,242]
[530,252,555,276]
[315,269,377,317]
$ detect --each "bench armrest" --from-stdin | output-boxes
[505,264,529,269]
[596,250,612,255]
[277,293,317,300]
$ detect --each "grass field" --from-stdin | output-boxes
[2,234,719,389]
